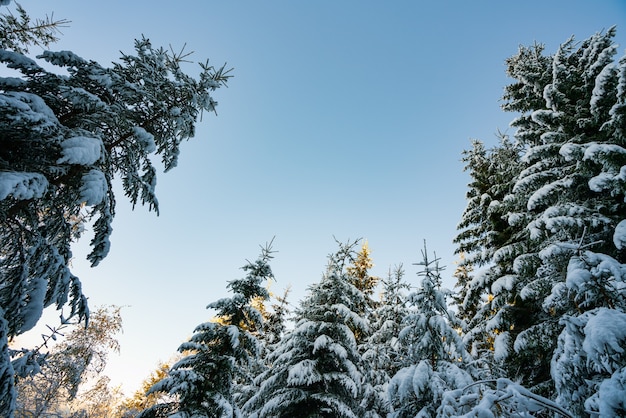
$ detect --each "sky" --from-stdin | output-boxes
[8,0,626,397]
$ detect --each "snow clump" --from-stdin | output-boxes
[613,220,626,250]
[0,172,48,201]
[57,136,102,165]
[133,126,156,153]
[80,169,107,205]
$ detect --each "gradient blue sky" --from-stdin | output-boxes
[12,0,626,396]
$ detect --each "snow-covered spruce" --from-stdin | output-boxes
[1,27,229,416]
[388,243,474,417]
[550,249,626,417]
[360,265,411,417]
[138,243,273,418]
[455,27,626,398]
[244,242,369,418]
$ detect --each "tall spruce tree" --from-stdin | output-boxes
[457,28,626,397]
[0,3,230,414]
[244,241,369,418]
[345,241,383,417]
[454,135,523,271]
[138,243,273,418]
[506,27,626,394]
[388,243,472,418]
[346,241,379,310]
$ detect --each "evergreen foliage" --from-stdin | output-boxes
[261,286,292,348]
[132,26,626,418]
[440,378,574,417]
[0,3,229,414]
[456,27,626,398]
[549,248,626,416]
[360,266,410,417]
[347,240,379,307]
[3,3,625,415]
[0,2,69,54]
[453,136,524,372]
[500,27,625,394]
[454,135,523,271]
[388,243,473,417]
[346,241,385,417]
[234,285,292,411]
[122,362,173,417]
[138,243,273,418]
[244,241,369,418]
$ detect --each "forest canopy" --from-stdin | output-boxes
[2,1,626,417]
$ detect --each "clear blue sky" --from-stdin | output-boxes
[12,0,626,396]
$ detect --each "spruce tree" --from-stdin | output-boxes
[506,27,626,394]
[457,28,626,396]
[345,241,383,417]
[138,243,273,418]
[346,241,379,309]
[361,265,410,417]
[244,241,368,418]
[388,243,472,417]
[0,3,230,413]
[454,135,523,271]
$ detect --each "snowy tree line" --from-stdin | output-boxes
[135,27,626,417]
[2,1,626,416]
[129,239,574,417]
